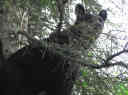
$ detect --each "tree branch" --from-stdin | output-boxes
[104,49,128,64]
[78,60,128,69]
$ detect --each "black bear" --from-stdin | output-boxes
[0,4,107,95]
[48,4,107,49]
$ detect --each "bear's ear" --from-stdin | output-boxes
[99,10,107,21]
[75,4,85,17]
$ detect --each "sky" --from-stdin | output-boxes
[98,0,128,61]
[97,0,128,76]
[98,0,128,31]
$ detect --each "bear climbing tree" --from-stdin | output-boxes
[0,4,107,95]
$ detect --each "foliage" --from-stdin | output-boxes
[114,83,128,95]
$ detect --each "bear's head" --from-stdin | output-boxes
[69,4,107,49]
[48,4,107,50]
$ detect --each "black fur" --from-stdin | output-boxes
[0,39,5,67]
[0,44,77,95]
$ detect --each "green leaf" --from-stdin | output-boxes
[120,85,125,90]
[82,71,87,77]
[124,90,128,95]
[92,60,98,64]
[88,51,93,57]
[115,83,128,95]
[82,81,88,88]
